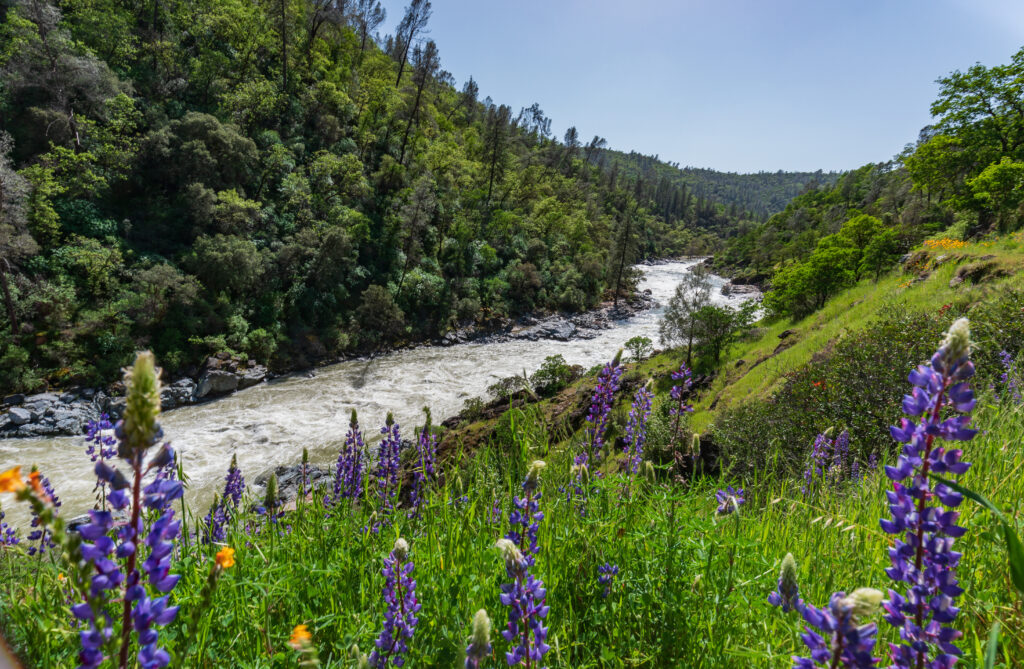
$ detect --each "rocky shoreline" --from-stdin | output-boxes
[0,279,663,439]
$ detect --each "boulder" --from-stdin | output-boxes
[25,392,59,405]
[3,394,25,406]
[237,365,268,390]
[194,370,240,399]
[60,392,77,403]
[7,407,31,425]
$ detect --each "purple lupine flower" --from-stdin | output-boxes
[490,498,502,524]
[334,410,366,504]
[505,462,545,562]
[794,590,882,668]
[767,553,801,613]
[68,352,182,669]
[880,318,975,668]
[715,486,745,515]
[202,454,246,544]
[371,414,402,531]
[85,415,118,462]
[623,386,653,475]
[0,506,18,547]
[465,609,492,669]
[496,538,550,667]
[368,538,421,668]
[597,563,619,598]
[669,363,695,417]
[802,430,858,495]
[409,409,437,513]
[26,472,60,556]
[994,349,1021,403]
[579,355,624,472]
[223,454,245,508]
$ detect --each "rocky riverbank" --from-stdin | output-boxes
[0,284,661,439]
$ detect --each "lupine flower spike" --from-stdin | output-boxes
[715,486,745,515]
[335,409,366,504]
[881,318,976,669]
[465,608,492,669]
[597,563,619,599]
[369,538,421,667]
[623,382,653,476]
[372,413,402,529]
[794,588,883,668]
[768,553,801,613]
[579,351,624,472]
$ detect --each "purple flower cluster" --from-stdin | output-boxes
[623,386,653,475]
[505,463,544,562]
[994,349,1021,403]
[368,538,421,668]
[579,358,624,471]
[880,318,976,668]
[669,363,694,417]
[27,472,60,556]
[794,591,880,668]
[202,455,246,544]
[715,486,745,515]
[334,410,366,503]
[802,430,854,495]
[409,412,437,513]
[497,538,550,667]
[0,506,18,547]
[597,563,618,598]
[85,415,118,463]
[371,415,402,531]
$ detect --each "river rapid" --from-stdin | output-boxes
[0,260,750,525]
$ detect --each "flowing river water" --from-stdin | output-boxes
[0,260,750,525]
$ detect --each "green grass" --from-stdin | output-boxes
[1,394,1022,667]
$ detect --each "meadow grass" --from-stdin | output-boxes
[1,394,1021,668]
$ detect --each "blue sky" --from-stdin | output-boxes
[378,0,1024,173]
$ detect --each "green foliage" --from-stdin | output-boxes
[624,335,653,362]
[529,354,577,397]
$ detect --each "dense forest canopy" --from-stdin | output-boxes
[0,0,813,394]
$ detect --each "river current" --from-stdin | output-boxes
[0,261,749,524]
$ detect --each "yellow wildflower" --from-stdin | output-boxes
[215,546,236,569]
[0,467,25,493]
[289,624,312,650]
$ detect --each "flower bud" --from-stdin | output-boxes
[122,351,162,453]
[941,317,971,363]
[392,537,409,561]
[471,608,491,649]
[841,587,884,619]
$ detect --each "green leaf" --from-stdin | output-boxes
[931,474,1024,594]
[983,621,1000,669]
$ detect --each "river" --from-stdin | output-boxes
[0,260,749,524]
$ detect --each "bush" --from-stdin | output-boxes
[624,336,653,362]
[529,355,577,397]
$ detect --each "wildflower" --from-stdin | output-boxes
[215,546,236,569]
[767,553,801,613]
[0,467,25,494]
[669,363,695,417]
[223,454,246,508]
[0,504,18,547]
[793,590,881,668]
[597,563,619,598]
[26,471,60,556]
[290,624,312,650]
[465,609,492,669]
[334,410,366,503]
[623,385,653,475]
[496,538,550,666]
[372,413,402,528]
[368,538,421,667]
[506,461,545,561]
[579,353,624,470]
[880,318,976,668]
[409,408,437,513]
[715,486,745,515]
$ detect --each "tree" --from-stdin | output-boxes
[356,285,405,347]
[0,132,36,336]
[693,300,756,366]
[838,214,882,281]
[859,229,900,282]
[967,157,1024,232]
[353,0,386,56]
[658,263,712,365]
[610,204,639,307]
[398,39,438,166]
[392,0,431,86]
[482,104,512,206]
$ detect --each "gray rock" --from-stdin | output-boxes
[8,407,31,425]
[79,388,96,400]
[237,365,268,390]
[56,417,84,434]
[4,394,25,406]
[25,392,59,405]
[60,392,77,403]
[195,370,240,399]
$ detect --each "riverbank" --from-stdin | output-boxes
[0,270,664,440]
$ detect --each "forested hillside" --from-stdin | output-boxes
[0,0,755,394]
[599,149,839,219]
[715,46,1024,317]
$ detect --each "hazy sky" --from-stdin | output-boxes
[378,0,1024,173]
